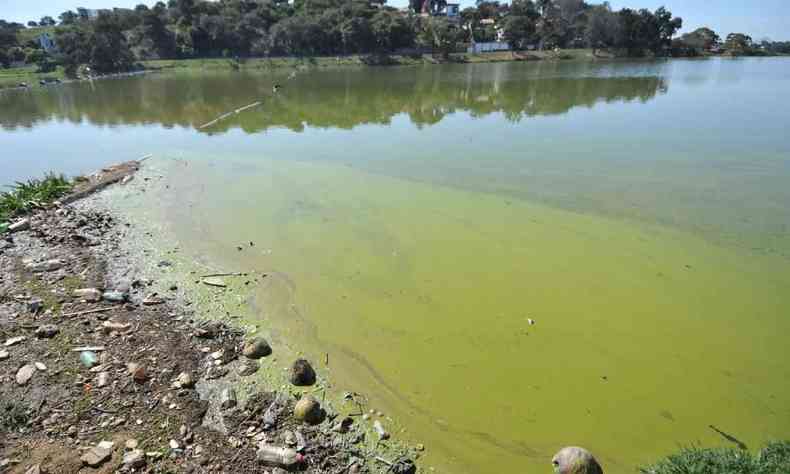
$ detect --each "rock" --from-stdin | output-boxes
[289,359,316,386]
[35,325,59,339]
[16,364,36,385]
[169,439,180,450]
[242,338,272,359]
[202,277,227,288]
[27,259,63,273]
[81,446,111,467]
[80,351,98,368]
[27,298,44,314]
[97,372,110,387]
[142,294,164,305]
[552,447,604,474]
[238,359,260,376]
[35,362,47,371]
[73,288,102,302]
[102,321,131,333]
[293,396,323,425]
[128,363,148,383]
[97,441,115,450]
[123,450,145,468]
[0,350,8,360]
[125,439,139,450]
[174,371,195,389]
[9,218,30,233]
[220,388,237,409]
[4,336,26,347]
[373,420,390,440]
[102,291,128,302]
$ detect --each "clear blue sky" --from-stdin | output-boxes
[1,0,788,40]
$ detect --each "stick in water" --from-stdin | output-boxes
[199,101,262,129]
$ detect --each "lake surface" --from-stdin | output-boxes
[2,58,790,473]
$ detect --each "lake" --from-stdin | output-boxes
[2,58,790,473]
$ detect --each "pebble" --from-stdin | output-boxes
[4,336,26,347]
[220,387,237,409]
[0,350,8,360]
[73,288,103,302]
[125,439,139,450]
[169,439,180,450]
[16,364,36,385]
[35,362,47,371]
[97,371,110,387]
[35,325,59,339]
[102,290,128,302]
[80,351,98,368]
[174,371,195,389]
[122,449,146,468]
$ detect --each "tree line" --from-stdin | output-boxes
[0,0,787,75]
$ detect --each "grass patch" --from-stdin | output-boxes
[0,399,30,432]
[0,173,72,228]
[641,441,790,474]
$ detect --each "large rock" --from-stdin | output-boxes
[289,359,316,386]
[81,446,111,467]
[242,338,272,359]
[551,447,604,474]
[293,396,323,425]
[16,364,36,385]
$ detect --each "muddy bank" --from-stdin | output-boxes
[0,162,419,473]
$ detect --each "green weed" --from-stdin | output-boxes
[641,441,790,474]
[0,173,72,226]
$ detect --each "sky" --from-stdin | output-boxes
[1,0,788,40]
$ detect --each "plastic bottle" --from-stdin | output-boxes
[256,446,305,467]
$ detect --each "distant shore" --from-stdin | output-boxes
[3,48,788,91]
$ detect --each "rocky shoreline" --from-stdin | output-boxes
[0,162,418,474]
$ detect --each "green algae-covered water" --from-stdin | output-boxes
[2,58,790,473]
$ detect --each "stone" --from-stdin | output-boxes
[0,350,8,360]
[102,291,128,302]
[293,396,323,425]
[16,364,36,385]
[73,288,102,302]
[128,363,148,383]
[242,338,272,359]
[202,277,227,288]
[238,359,260,376]
[27,259,63,273]
[142,294,164,305]
[122,450,145,468]
[81,447,111,467]
[97,372,110,387]
[373,420,390,440]
[169,439,180,450]
[35,325,59,339]
[27,298,44,314]
[289,359,316,386]
[9,218,30,233]
[4,336,26,347]
[220,388,237,409]
[551,447,604,474]
[174,371,195,389]
[97,441,115,450]
[102,321,131,333]
[35,362,47,371]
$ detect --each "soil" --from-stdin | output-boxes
[0,162,417,474]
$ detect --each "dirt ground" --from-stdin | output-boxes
[0,162,417,474]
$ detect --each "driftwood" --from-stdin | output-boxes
[199,101,262,129]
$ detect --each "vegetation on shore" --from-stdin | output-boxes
[0,173,72,231]
[0,0,784,84]
[641,441,790,474]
